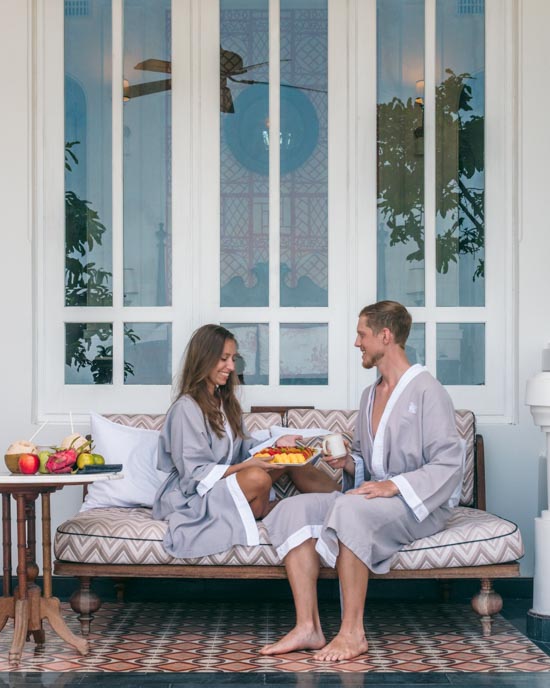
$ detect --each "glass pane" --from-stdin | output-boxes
[377,0,425,306]
[65,323,113,384]
[65,0,112,307]
[123,0,172,306]
[280,323,328,385]
[407,322,425,366]
[220,1,269,307]
[280,0,328,307]
[222,323,269,385]
[435,0,485,306]
[436,323,485,385]
[124,323,172,385]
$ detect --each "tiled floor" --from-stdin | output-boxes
[0,598,549,686]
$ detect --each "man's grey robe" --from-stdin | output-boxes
[153,395,258,558]
[263,365,464,573]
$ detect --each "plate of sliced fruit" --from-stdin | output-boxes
[252,445,322,467]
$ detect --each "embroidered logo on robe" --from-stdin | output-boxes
[408,402,418,414]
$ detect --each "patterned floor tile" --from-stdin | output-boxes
[0,601,548,674]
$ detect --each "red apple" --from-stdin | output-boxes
[18,453,40,475]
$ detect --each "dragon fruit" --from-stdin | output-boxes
[45,448,78,474]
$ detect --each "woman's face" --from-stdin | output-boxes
[206,338,238,393]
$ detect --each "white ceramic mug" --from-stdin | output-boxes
[321,433,347,459]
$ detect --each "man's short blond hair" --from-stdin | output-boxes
[359,301,412,348]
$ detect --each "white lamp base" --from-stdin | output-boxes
[527,610,550,642]
[527,510,550,641]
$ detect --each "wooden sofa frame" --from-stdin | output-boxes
[54,426,520,638]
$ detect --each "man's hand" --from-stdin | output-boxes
[347,480,399,499]
[323,439,354,475]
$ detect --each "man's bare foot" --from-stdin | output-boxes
[260,625,326,655]
[313,631,368,662]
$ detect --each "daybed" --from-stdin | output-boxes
[53,408,524,638]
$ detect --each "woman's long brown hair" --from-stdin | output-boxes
[174,324,244,439]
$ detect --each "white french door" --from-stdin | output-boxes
[37,0,515,422]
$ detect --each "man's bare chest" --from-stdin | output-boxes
[371,388,392,438]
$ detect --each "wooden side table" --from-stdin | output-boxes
[0,472,122,666]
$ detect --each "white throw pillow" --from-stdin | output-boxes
[80,413,166,512]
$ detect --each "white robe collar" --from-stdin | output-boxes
[222,405,234,465]
[368,364,425,479]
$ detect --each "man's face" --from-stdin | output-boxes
[354,316,384,369]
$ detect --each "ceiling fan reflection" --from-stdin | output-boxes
[123,47,326,113]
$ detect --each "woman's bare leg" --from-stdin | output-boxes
[236,467,274,518]
[313,543,369,661]
[260,539,326,654]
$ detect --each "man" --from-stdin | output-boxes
[261,300,463,661]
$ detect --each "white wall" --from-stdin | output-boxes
[483,0,550,577]
[0,0,549,577]
[0,0,88,565]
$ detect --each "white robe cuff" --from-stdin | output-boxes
[197,464,228,497]
[351,453,365,489]
[275,525,323,562]
[315,535,337,569]
[226,473,260,546]
[390,475,429,522]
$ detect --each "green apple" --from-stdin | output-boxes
[38,450,51,474]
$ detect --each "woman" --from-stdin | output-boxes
[153,324,303,559]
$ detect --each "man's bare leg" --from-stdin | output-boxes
[314,543,369,661]
[287,464,338,494]
[260,539,326,655]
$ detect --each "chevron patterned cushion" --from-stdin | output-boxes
[54,505,523,569]
[104,411,282,436]
[105,414,166,431]
[243,412,284,436]
[103,410,475,505]
[286,408,476,507]
[392,507,524,570]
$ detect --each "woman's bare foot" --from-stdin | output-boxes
[313,631,368,662]
[260,624,326,655]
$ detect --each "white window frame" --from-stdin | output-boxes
[35,0,517,424]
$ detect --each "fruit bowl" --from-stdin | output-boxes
[4,454,23,474]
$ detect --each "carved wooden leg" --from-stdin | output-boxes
[471,578,503,637]
[9,599,29,666]
[41,596,88,655]
[0,596,14,633]
[69,577,101,637]
[439,581,451,603]
[113,578,126,602]
[27,585,46,646]
[2,494,12,598]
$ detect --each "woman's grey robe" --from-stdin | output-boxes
[153,395,258,558]
[263,365,464,573]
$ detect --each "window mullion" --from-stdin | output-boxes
[353,0,378,401]
[422,0,436,374]
[172,0,194,362]
[112,0,124,386]
[424,0,436,317]
[269,0,280,384]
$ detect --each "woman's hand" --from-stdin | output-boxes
[274,434,303,447]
